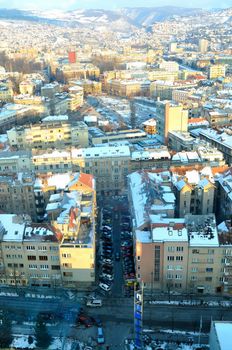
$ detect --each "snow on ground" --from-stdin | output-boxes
[11,336,85,350]
[11,335,36,349]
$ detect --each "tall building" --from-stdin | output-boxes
[199,39,209,53]
[68,51,77,64]
[155,101,188,144]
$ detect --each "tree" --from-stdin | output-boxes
[28,335,34,345]
[34,315,52,349]
[0,311,13,348]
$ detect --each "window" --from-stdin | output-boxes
[51,256,59,261]
[177,247,184,252]
[191,267,198,272]
[38,246,47,251]
[206,268,213,272]
[167,247,175,252]
[29,264,37,269]
[62,253,71,258]
[39,256,48,261]
[208,249,214,255]
[63,263,72,268]
[176,256,183,261]
[27,256,36,261]
[192,249,199,254]
[50,246,59,251]
[207,258,214,264]
[63,272,73,277]
[167,265,174,270]
[40,265,49,270]
[175,274,182,280]
[175,283,182,288]
[26,246,35,250]
[137,256,140,261]
[167,273,173,279]
[52,265,60,270]
[205,277,212,282]
[167,256,174,261]
[175,265,183,271]
[137,274,141,279]
[192,258,199,263]
[191,276,197,281]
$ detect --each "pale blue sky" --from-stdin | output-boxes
[0,0,230,10]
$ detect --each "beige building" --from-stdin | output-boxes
[0,214,61,287]
[46,173,96,287]
[19,80,36,95]
[150,80,197,100]
[128,170,228,294]
[7,118,89,150]
[68,86,84,111]
[172,167,215,217]
[0,173,37,221]
[155,101,188,144]
[0,173,97,288]
[209,65,226,80]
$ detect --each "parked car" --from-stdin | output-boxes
[102,258,113,265]
[97,327,105,344]
[115,252,120,261]
[100,273,113,281]
[86,299,102,307]
[99,283,111,292]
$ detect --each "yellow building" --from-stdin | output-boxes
[209,65,226,79]
[46,173,96,287]
[7,117,89,150]
[155,100,188,144]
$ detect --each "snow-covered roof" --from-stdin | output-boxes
[42,115,69,122]
[214,322,232,350]
[186,214,219,247]
[152,226,188,243]
[72,146,130,159]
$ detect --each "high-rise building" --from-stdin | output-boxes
[155,101,188,144]
[199,39,209,53]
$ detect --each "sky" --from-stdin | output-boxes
[0,0,231,11]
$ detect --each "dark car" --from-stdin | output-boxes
[77,315,94,328]
[115,252,120,261]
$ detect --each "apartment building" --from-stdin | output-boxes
[209,65,226,80]
[128,170,228,294]
[19,80,36,95]
[0,173,96,288]
[0,150,31,175]
[172,167,215,217]
[215,168,232,223]
[7,118,89,150]
[0,214,61,287]
[106,79,150,97]
[89,127,147,146]
[199,129,232,165]
[168,131,195,151]
[69,80,102,96]
[0,85,13,102]
[68,86,84,111]
[155,101,188,144]
[0,173,37,221]
[46,173,96,287]
[150,81,197,100]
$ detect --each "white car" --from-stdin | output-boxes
[99,283,111,292]
[100,273,113,281]
[102,259,113,265]
[86,299,102,307]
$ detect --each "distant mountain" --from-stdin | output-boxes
[0,6,229,29]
